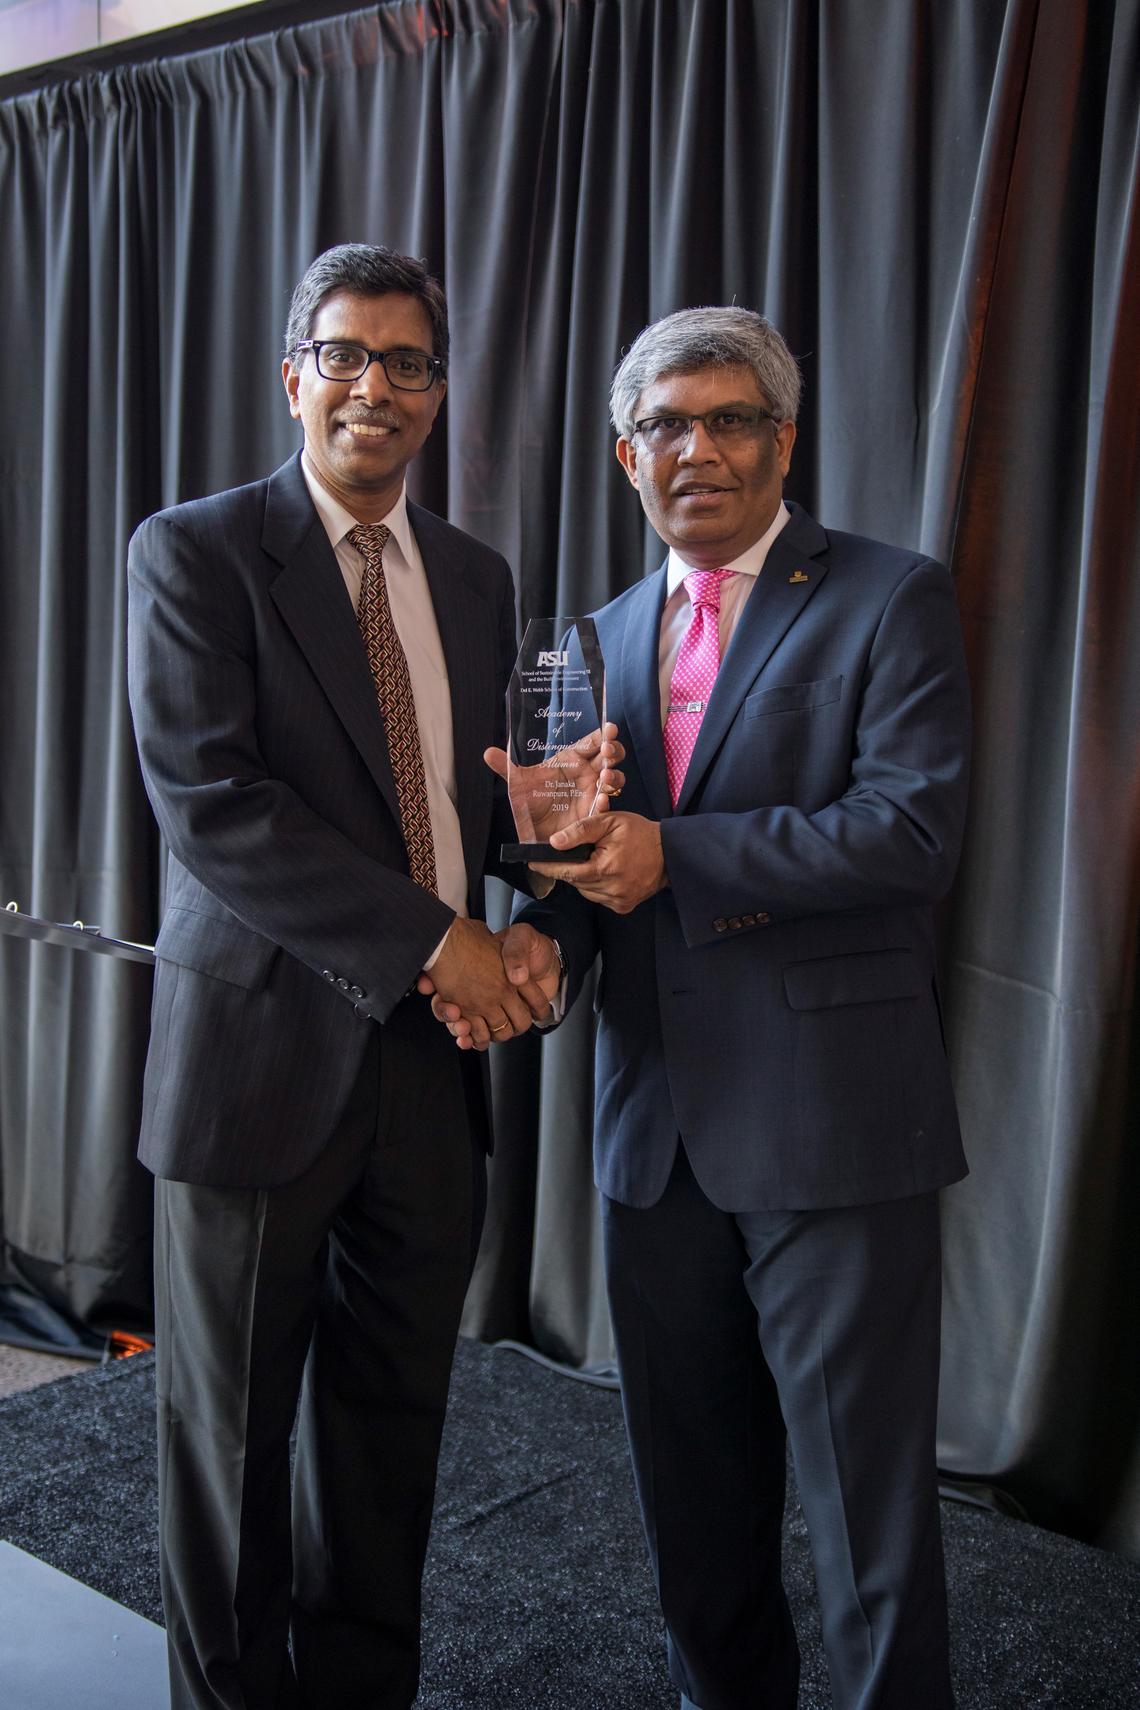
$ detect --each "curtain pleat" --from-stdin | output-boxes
[0,0,1136,1553]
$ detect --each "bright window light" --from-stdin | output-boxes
[0,0,274,78]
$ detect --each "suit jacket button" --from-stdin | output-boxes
[728,916,742,930]
[757,912,771,925]
[353,1002,371,1020]
[349,984,365,999]
[336,977,350,991]
[322,969,336,982]
[742,914,756,927]
[713,917,727,932]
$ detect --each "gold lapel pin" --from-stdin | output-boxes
[788,569,810,584]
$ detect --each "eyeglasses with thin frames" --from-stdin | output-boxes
[632,406,781,452]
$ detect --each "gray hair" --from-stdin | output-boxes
[609,306,802,437]
[283,243,449,367]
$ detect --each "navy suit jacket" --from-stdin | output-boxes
[127,452,517,1189]
[520,503,971,1212]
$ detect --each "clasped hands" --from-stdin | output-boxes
[417,916,562,1050]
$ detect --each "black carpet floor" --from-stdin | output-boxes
[1,1338,1138,1708]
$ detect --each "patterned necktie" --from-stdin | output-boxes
[663,568,735,806]
[348,523,438,894]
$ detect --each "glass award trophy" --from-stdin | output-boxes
[500,616,607,863]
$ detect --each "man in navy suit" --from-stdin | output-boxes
[432,307,970,1707]
[127,244,614,1710]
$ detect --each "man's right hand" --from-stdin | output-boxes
[420,917,538,1043]
[420,922,562,1050]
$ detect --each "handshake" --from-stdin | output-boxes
[416,917,562,1051]
[417,721,618,1050]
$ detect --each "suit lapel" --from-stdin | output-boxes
[410,503,495,885]
[615,567,673,819]
[264,455,402,819]
[674,505,830,813]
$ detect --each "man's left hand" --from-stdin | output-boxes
[485,721,625,844]
[530,810,667,914]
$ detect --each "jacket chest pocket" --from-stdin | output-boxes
[744,675,844,719]
[711,676,844,808]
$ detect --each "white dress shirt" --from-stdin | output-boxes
[301,454,469,935]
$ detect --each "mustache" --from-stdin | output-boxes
[338,409,401,429]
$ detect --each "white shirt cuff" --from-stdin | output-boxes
[422,925,452,971]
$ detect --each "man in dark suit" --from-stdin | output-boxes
[126,244,614,1710]
[431,307,971,1707]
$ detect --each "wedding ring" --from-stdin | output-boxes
[490,1021,510,1034]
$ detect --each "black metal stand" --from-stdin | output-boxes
[0,904,155,965]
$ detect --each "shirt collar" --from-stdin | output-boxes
[665,500,790,597]
[300,450,416,566]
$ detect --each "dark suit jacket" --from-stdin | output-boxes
[519,503,972,1212]
[127,452,517,1189]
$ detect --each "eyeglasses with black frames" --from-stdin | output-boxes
[294,341,445,391]
[631,406,781,452]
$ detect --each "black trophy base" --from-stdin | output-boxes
[500,841,592,864]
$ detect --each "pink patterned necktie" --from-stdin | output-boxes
[663,568,735,806]
[348,523,438,894]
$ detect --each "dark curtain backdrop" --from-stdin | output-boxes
[0,0,1136,1555]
